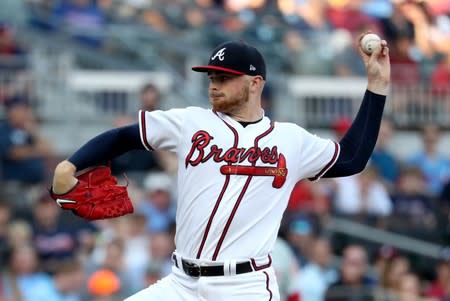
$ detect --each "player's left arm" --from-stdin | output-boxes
[323,33,390,178]
[52,123,143,193]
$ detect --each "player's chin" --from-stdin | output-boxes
[210,97,226,109]
[211,102,232,114]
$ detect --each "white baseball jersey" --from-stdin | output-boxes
[138,107,339,261]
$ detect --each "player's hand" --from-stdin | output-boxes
[358,32,390,96]
[52,160,78,194]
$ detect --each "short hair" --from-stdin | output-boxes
[141,82,160,96]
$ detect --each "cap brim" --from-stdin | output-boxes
[191,65,245,75]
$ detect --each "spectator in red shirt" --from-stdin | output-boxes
[426,247,450,300]
[431,53,450,95]
[0,24,24,56]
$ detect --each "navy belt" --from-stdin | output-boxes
[172,254,253,277]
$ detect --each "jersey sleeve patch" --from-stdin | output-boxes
[308,141,340,181]
[138,109,154,151]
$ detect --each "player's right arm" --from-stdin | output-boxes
[322,33,390,178]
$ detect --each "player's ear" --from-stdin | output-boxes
[250,76,263,87]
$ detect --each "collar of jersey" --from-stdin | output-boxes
[214,109,268,130]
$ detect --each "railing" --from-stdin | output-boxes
[285,76,450,129]
[62,70,173,120]
[324,216,442,259]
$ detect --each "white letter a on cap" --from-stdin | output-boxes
[211,48,226,61]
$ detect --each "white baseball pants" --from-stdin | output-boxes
[124,258,279,301]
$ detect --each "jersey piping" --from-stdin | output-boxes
[212,119,275,260]
[138,110,154,151]
[308,141,340,181]
[196,111,239,259]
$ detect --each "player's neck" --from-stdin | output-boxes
[227,100,263,122]
[228,107,263,122]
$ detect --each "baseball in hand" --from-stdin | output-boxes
[360,33,381,54]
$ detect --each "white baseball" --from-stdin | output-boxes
[360,33,381,54]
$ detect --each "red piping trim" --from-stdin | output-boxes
[212,121,275,260]
[139,110,154,151]
[196,111,239,259]
[251,254,272,271]
[309,141,340,181]
[195,176,230,259]
[263,271,273,301]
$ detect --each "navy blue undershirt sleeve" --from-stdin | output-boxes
[68,123,145,171]
[323,90,386,178]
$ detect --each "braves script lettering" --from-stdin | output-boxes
[185,131,279,167]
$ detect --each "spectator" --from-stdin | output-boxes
[396,273,428,301]
[0,201,11,266]
[149,231,175,277]
[390,166,436,230]
[381,1,423,85]
[298,237,337,301]
[437,181,450,243]
[370,117,400,189]
[285,214,316,267]
[52,0,106,47]
[271,237,301,301]
[431,50,450,95]
[287,180,331,221]
[409,124,450,196]
[31,190,97,273]
[333,166,393,219]
[139,83,161,112]
[6,219,33,249]
[119,214,151,292]
[380,255,411,296]
[110,83,169,177]
[333,28,367,77]
[0,24,26,70]
[0,96,53,209]
[373,245,398,284]
[325,245,375,301]
[138,171,176,233]
[87,238,135,298]
[1,244,55,301]
[43,259,85,301]
[0,24,25,56]
[281,29,334,75]
[425,247,450,300]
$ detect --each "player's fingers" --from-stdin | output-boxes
[380,40,389,56]
[357,42,370,63]
[370,41,383,58]
[357,31,372,58]
[382,45,389,57]
[357,30,372,45]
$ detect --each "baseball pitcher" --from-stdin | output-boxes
[51,33,390,301]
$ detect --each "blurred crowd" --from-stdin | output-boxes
[23,0,450,85]
[0,79,450,301]
[0,0,450,301]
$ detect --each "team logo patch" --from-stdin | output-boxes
[185,130,288,188]
[211,48,226,61]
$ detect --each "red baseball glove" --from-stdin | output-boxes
[50,166,134,220]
